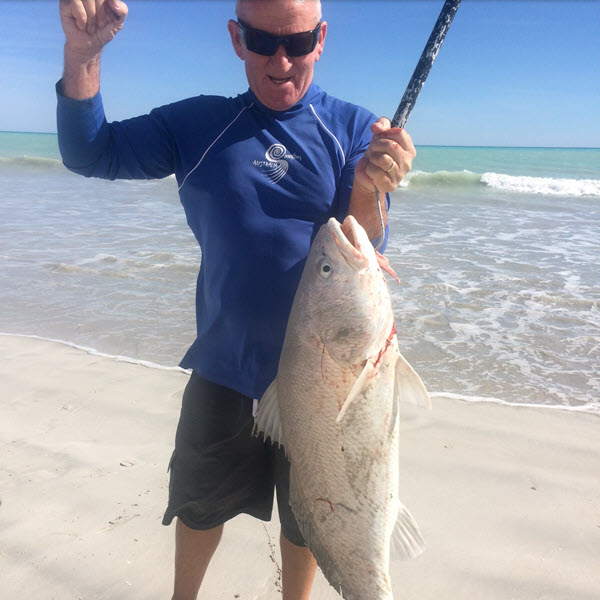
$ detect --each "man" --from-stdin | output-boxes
[57,1,416,598]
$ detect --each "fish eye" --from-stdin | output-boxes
[317,257,333,279]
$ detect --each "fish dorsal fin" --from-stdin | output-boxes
[335,360,375,423]
[395,353,432,410]
[254,379,285,447]
[391,501,426,560]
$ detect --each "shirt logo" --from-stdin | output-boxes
[253,143,300,184]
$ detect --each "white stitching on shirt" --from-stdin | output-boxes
[178,103,254,192]
[309,103,346,166]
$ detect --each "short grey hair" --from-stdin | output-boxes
[235,0,322,20]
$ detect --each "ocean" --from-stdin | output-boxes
[1,132,599,414]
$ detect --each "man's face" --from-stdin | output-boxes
[228,0,327,111]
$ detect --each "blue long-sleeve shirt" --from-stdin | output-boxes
[56,81,388,398]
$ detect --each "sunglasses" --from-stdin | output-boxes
[237,19,322,57]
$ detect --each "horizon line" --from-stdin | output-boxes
[1,131,599,151]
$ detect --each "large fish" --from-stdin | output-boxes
[256,215,431,600]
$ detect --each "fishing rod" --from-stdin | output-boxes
[374,0,462,249]
[392,0,462,129]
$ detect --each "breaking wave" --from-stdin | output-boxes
[0,155,63,169]
[403,170,600,197]
[480,172,600,196]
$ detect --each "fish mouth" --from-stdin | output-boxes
[326,216,369,270]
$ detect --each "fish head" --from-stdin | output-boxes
[296,216,394,366]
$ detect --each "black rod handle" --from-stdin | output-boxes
[391,0,462,129]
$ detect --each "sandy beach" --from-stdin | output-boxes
[1,334,599,599]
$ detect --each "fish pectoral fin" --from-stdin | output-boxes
[376,250,400,284]
[391,501,426,560]
[254,379,285,448]
[395,353,432,410]
[335,360,375,423]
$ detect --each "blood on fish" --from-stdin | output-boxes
[372,324,397,369]
[315,497,334,512]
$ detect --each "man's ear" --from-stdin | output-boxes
[314,21,327,62]
[228,19,245,60]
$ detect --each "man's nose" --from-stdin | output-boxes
[270,43,293,67]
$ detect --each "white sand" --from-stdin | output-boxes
[1,334,599,599]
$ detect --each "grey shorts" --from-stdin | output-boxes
[162,371,305,547]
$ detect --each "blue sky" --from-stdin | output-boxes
[1,0,599,147]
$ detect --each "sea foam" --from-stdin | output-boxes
[0,332,190,373]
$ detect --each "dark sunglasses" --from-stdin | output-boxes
[237,19,322,57]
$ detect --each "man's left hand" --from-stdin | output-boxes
[354,117,416,193]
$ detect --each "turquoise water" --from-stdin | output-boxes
[0,131,61,160]
[1,132,599,412]
[413,146,600,180]
[3,131,599,183]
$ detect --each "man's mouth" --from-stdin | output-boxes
[268,76,292,85]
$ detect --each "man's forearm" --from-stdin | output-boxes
[62,45,101,100]
[59,0,128,99]
[348,184,388,242]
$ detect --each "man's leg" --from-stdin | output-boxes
[280,531,318,600]
[164,374,276,598]
[271,443,318,600]
[172,519,224,600]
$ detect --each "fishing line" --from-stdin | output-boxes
[374,0,462,251]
